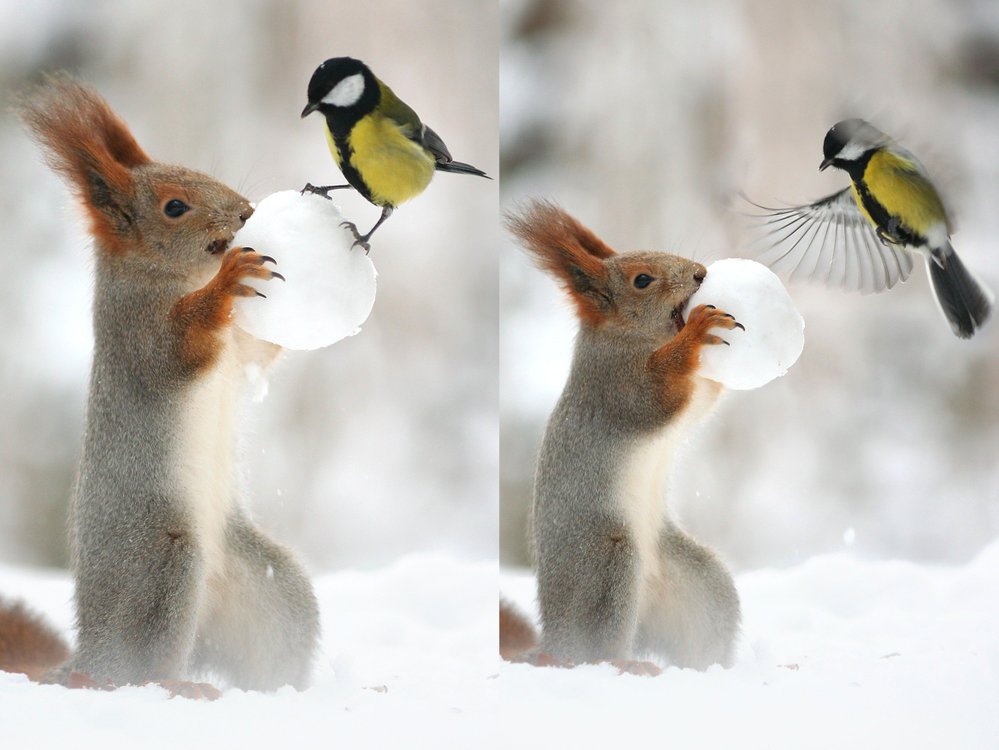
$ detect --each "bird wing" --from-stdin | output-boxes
[376,79,457,165]
[743,188,915,294]
[376,80,427,143]
[419,125,454,165]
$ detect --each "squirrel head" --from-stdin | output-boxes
[508,201,706,343]
[20,75,252,275]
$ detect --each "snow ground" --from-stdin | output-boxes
[0,555,499,749]
[499,541,999,750]
[2,546,997,749]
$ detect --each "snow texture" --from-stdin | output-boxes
[500,539,999,749]
[684,259,804,390]
[3,545,997,748]
[232,191,377,351]
[0,555,497,749]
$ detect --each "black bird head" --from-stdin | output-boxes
[301,57,380,121]
[820,118,885,171]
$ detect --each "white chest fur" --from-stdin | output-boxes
[616,378,720,614]
[175,327,243,578]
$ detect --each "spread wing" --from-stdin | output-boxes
[743,188,914,294]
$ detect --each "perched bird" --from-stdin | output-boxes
[748,119,992,338]
[300,56,490,252]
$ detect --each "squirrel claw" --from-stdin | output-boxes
[259,255,276,265]
[270,271,286,282]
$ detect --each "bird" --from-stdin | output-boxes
[300,56,490,252]
[746,119,992,338]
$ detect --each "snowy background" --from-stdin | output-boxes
[2,0,999,745]
[0,0,499,571]
[500,0,999,571]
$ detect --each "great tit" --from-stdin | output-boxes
[749,119,992,339]
[300,57,489,252]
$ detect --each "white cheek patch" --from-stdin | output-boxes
[323,73,365,107]
[837,141,869,161]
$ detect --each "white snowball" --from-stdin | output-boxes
[232,191,377,351]
[683,258,804,390]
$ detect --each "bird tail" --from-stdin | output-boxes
[926,243,993,339]
[436,159,491,179]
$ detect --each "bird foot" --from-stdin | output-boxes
[301,183,352,200]
[340,221,372,254]
[876,226,902,247]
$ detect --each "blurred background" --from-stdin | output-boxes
[4,0,998,580]
[0,0,498,571]
[501,0,999,569]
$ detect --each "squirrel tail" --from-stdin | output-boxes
[499,599,539,661]
[0,597,70,681]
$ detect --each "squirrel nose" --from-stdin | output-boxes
[238,207,254,226]
[693,266,706,284]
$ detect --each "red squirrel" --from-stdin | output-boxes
[0,76,318,697]
[503,201,742,671]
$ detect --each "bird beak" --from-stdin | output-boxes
[819,157,834,172]
[301,102,319,118]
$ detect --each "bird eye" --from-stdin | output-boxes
[164,199,190,218]
[633,273,654,289]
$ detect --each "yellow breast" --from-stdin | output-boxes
[346,114,436,207]
[861,149,949,237]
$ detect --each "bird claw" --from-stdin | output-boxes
[301,183,333,200]
[340,221,372,253]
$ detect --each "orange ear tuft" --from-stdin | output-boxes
[507,200,617,325]
[19,75,150,254]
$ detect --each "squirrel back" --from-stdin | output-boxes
[506,201,741,670]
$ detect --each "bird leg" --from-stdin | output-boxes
[876,225,903,247]
[340,206,394,254]
[300,183,353,199]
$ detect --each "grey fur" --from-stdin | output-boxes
[518,206,741,669]
[24,78,319,690]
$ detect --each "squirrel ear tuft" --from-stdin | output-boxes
[507,200,617,325]
[19,75,150,253]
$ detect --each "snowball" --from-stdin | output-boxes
[683,258,804,390]
[232,191,377,350]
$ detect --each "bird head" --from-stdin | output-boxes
[820,118,888,171]
[301,57,379,120]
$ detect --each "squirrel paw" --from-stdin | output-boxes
[683,303,744,347]
[151,679,222,701]
[214,246,284,299]
[67,672,221,700]
[67,671,115,691]
[608,659,662,677]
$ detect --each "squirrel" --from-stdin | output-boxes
[0,76,319,695]
[503,201,742,671]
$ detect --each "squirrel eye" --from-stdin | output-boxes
[164,199,190,218]
[633,273,654,289]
